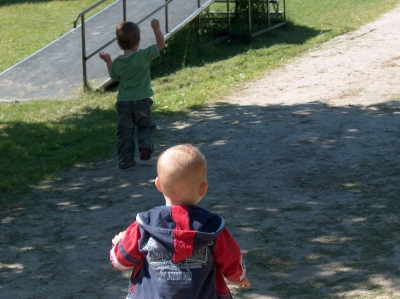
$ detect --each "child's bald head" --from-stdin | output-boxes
[156,144,207,205]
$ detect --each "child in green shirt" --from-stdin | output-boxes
[100,19,165,169]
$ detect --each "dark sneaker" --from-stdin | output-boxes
[119,160,137,170]
[139,148,152,161]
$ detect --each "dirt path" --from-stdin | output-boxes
[2,4,400,299]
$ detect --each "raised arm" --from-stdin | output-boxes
[151,19,165,52]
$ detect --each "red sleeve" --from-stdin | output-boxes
[213,227,246,283]
[110,221,144,272]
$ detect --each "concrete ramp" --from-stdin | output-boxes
[0,0,215,102]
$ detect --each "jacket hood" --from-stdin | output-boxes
[136,205,224,263]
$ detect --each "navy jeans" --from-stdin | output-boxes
[115,98,156,169]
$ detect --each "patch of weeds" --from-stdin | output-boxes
[312,235,355,244]
[35,244,59,260]
[43,201,61,212]
[303,252,329,265]
[274,157,296,164]
[369,103,400,113]
[51,229,76,245]
[4,231,28,246]
[231,285,252,297]
[261,106,282,112]
[254,226,280,243]
[269,282,322,298]
[312,245,349,259]
[299,119,314,124]
[345,279,384,298]
[293,227,322,241]
[246,248,295,272]
[280,205,313,212]
[337,88,364,99]
[294,138,317,145]
[234,222,252,228]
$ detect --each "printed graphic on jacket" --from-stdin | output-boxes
[143,237,211,281]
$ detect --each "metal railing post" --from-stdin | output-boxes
[283,0,286,20]
[227,0,231,32]
[80,15,88,90]
[123,0,127,21]
[165,0,169,33]
[197,0,201,43]
[248,0,252,35]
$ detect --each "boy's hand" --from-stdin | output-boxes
[238,276,250,288]
[151,18,160,30]
[151,18,164,52]
[99,52,111,63]
[112,231,126,246]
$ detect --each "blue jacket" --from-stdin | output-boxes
[110,205,246,298]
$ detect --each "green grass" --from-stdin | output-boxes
[1,0,399,205]
[0,0,113,71]
[0,95,116,197]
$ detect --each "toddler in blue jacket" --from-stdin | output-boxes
[110,144,250,298]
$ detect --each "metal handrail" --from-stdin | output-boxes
[73,0,123,28]
[73,0,127,89]
[164,0,216,40]
[134,0,174,28]
[73,0,216,90]
[87,0,176,61]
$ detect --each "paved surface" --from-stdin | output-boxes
[0,0,213,102]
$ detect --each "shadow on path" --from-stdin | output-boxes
[1,100,400,298]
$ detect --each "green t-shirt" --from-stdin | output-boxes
[110,44,159,101]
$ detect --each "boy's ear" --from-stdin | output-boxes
[199,181,208,197]
[155,177,163,193]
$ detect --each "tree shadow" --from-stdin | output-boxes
[0,13,321,195]
[105,21,325,92]
[1,99,400,297]
[0,106,117,201]
[150,21,326,79]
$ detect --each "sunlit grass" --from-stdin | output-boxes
[0,0,113,72]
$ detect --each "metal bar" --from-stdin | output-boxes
[283,0,286,20]
[227,0,231,31]
[251,20,286,37]
[136,0,174,26]
[74,0,109,28]
[86,38,117,60]
[197,0,201,43]
[235,0,239,19]
[164,0,216,40]
[80,15,88,89]
[165,0,169,33]
[248,0,252,35]
[123,0,126,21]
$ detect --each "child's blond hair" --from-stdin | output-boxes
[157,144,207,204]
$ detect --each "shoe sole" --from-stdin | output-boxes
[140,148,151,161]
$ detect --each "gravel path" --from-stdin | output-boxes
[1,4,400,298]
